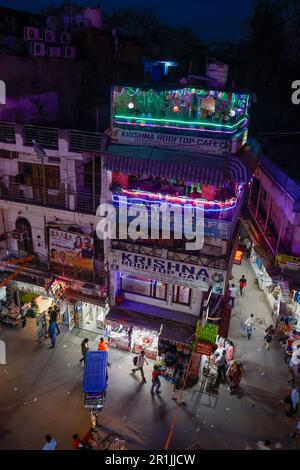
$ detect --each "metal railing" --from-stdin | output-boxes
[0,121,103,155]
[69,130,102,153]
[0,122,16,144]
[0,181,100,214]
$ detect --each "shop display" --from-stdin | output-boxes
[157,339,191,380]
[131,327,158,359]
[104,320,131,352]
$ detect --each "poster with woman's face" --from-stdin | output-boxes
[49,229,94,271]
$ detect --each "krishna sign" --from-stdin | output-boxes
[109,250,225,294]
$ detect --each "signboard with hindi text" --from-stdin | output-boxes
[275,254,300,272]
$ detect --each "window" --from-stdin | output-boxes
[121,274,167,300]
[172,285,191,306]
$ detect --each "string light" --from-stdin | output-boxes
[114,115,248,130]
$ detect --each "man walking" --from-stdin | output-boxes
[239,275,247,296]
[42,434,57,450]
[131,350,148,383]
[229,284,237,308]
[214,350,227,388]
[172,369,186,405]
[245,314,255,340]
[151,365,161,395]
[48,320,56,349]
[286,386,299,417]
[80,338,89,364]
[97,338,111,366]
[50,306,60,334]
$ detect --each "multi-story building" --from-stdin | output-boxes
[247,133,300,319]
[101,83,259,370]
[0,121,108,333]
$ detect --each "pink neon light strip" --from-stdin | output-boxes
[120,188,237,207]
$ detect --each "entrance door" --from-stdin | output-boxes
[15,217,33,254]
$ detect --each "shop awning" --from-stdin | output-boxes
[104,144,226,185]
[106,306,163,331]
[160,322,195,344]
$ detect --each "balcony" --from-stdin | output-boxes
[0,181,100,215]
[0,121,103,155]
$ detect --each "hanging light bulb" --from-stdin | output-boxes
[173,105,179,113]
[128,102,134,109]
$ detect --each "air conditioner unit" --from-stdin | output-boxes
[47,45,61,58]
[24,26,40,41]
[43,29,56,43]
[30,41,46,57]
[62,45,76,59]
[60,31,71,44]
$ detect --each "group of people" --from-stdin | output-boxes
[229,275,247,308]
[211,339,244,395]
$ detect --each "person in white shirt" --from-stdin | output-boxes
[256,439,272,450]
[229,284,237,308]
[245,314,255,340]
[131,350,149,383]
[42,434,57,450]
[287,386,299,417]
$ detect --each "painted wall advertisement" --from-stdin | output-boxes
[109,250,225,294]
[111,127,230,156]
[49,229,94,272]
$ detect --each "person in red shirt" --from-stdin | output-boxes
[189,187,201,199]
[72,434,87,450]
[97,337,107,351]
[81,428,97,449]
[239,275,247,296]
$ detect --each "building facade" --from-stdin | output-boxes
[101,84,258,364]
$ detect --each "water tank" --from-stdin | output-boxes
[206,59,229,87]
[82,7,102,29]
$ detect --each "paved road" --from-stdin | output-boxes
[0,260,298,450]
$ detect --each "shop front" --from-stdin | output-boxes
[105,305,195,367]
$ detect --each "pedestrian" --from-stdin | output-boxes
[50,307,60,334]
[48,320,56,349]
[229,283,237,308]
[256,440,272,450]
[42,434,57,450]
[21,306,27,328]
[290,421,300,439]
[239,275,247,296]
[264,325,275,350]
[245,314,255,340]
[172,369,186,406]
[151,365,161,395]
[97,337,111,366]
[72,433,88,450]
[227,360,244,395]
[285,386,299,417]
[81,427,98,449]
[214,350,227,389]
[131,350,148,382]
[225,340,235,362]
[80,338,89,364]
[245,239,252,260]
[97,337,107,351]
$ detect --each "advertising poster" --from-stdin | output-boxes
[49,228,94,271]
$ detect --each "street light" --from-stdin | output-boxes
[32,139,46,205]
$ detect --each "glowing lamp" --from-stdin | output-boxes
[173,105,179,113]
[128,102,134,109]
[229,109,236,117]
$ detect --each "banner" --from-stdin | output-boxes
[36,312,47,342]
[195,321,219,343]
[111,127,230,156]
[275,253,300,272]
[109,250,226,294]
[49,229,94,272]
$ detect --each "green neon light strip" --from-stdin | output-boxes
[114,115,247,130]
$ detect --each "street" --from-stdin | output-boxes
[0,259,298,450]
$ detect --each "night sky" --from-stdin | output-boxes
[0,0,253,42]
